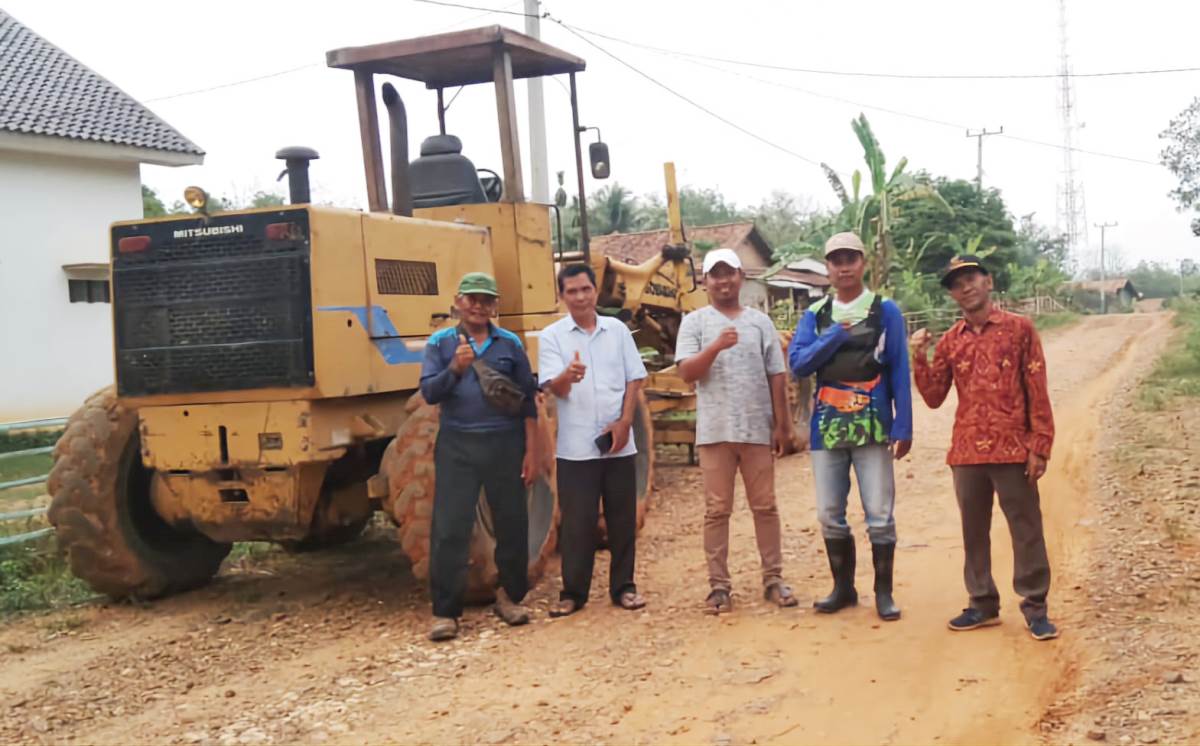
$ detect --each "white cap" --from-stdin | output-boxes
[702,248,742,274]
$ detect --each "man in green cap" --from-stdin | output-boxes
[420,272,540,641]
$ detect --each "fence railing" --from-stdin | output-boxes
[0,416,65,547]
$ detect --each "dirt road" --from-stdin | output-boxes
[0,313,1173,745]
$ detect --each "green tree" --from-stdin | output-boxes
[1012,213,1070,273]
[891,175,1017,287]
[141,185,168,218]
[1159,96,1200,233]
[1004,259,1069,301]
[634,186,746,232]
[748,191,815,249]
[1129,260,1200,299]
[821,115,952,292]
[588,183,639,237]
[248,191,286,208]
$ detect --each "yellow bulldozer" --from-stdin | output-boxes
[46,26,711,601]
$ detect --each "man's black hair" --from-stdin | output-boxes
[557,263,597,293]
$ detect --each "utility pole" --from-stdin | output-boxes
[1094,221,1117,314]
[524,0,549,203]
[965,126,1003,193]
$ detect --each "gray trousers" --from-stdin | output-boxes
[952,464,1051,622]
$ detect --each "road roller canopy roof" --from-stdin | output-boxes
[326,25,586,89]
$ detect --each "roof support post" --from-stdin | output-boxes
[492,48,525,202]
[436,88,447,135]
[354,70,388,212]
[569,72,590,263]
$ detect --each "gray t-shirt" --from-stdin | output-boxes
[675,305,786,446]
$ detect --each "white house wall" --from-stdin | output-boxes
[0,149,140,421]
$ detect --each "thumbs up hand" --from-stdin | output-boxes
[450,333,475,374]
[566,350,587,383]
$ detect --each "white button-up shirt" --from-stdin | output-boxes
[538,314,648,461]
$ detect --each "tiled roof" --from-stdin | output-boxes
[750,267,830,287]
[592,222,770,265]
[0,9,203,157]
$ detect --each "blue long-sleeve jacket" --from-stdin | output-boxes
[420,325,538,432]
[787,297,913,448]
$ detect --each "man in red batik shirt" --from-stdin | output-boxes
[910,255,1059,642]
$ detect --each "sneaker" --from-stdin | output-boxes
[947,608,1001,631]
[493,588,531,627]
[1027,616,1059,641]
[429,617,459,642]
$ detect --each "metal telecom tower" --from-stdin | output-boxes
[1056,0,1088,263]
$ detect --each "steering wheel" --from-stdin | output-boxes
[477,168,503,202]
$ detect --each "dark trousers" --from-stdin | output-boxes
[557,456,638,606]
[430,426,529,619]
[952,464,1052,622]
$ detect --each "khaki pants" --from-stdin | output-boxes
[698,443,784,592]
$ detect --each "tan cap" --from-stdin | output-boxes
[824,232,866,258]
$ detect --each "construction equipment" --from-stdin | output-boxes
[581,164,812,462]
[580,163,707,461]
[46,26,653,601]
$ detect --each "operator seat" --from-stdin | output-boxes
[408,135,488,208]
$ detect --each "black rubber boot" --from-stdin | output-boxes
[814,536,858,613]
[872,542,901,621]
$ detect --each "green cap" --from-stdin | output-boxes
[456,272,499,297]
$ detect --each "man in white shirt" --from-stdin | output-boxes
[539,264,649,617]
[676,248,799,615]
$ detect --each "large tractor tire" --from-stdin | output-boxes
[379,395,558,604]
[47,387,231,600]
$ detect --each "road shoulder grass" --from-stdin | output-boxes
[1138,300,1200,409]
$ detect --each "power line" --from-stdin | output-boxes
[547,18,825,168]
[565,23,1160,167]
[42,3,525,122]
[416,1,1200,82]
[143,63,321,103]
[147,1,526,103]
[567,22,1200,81]
[413,0,539,19]
[427,0,526,31]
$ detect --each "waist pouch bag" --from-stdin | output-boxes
[814,376,887,449]
[471,358,527,416]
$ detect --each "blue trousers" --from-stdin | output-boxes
[810,444,897,544]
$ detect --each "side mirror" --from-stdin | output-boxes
[589,141,611,180]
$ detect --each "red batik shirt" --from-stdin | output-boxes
[912,309,1054,466]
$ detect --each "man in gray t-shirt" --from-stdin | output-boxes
[676,248,798,615]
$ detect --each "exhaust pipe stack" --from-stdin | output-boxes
[381,83,413,218]
[275,147,320,204]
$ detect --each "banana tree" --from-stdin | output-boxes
[821,115,952,293]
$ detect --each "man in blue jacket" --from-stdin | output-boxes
[788,232,913,621]
[420,272,539,642]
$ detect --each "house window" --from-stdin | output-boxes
[68,278,110,304]
[62,263,111,304]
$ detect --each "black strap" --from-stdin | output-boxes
[815,296,833,329]
[816,293,883,331]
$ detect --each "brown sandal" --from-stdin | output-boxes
[765,583,799,608]
[549,598,580,618]
[618,591,646,610]
[704,589,733,615]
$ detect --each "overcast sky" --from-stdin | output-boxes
[8,0,1199,269]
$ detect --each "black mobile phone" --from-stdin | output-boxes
[594,431,614,453]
